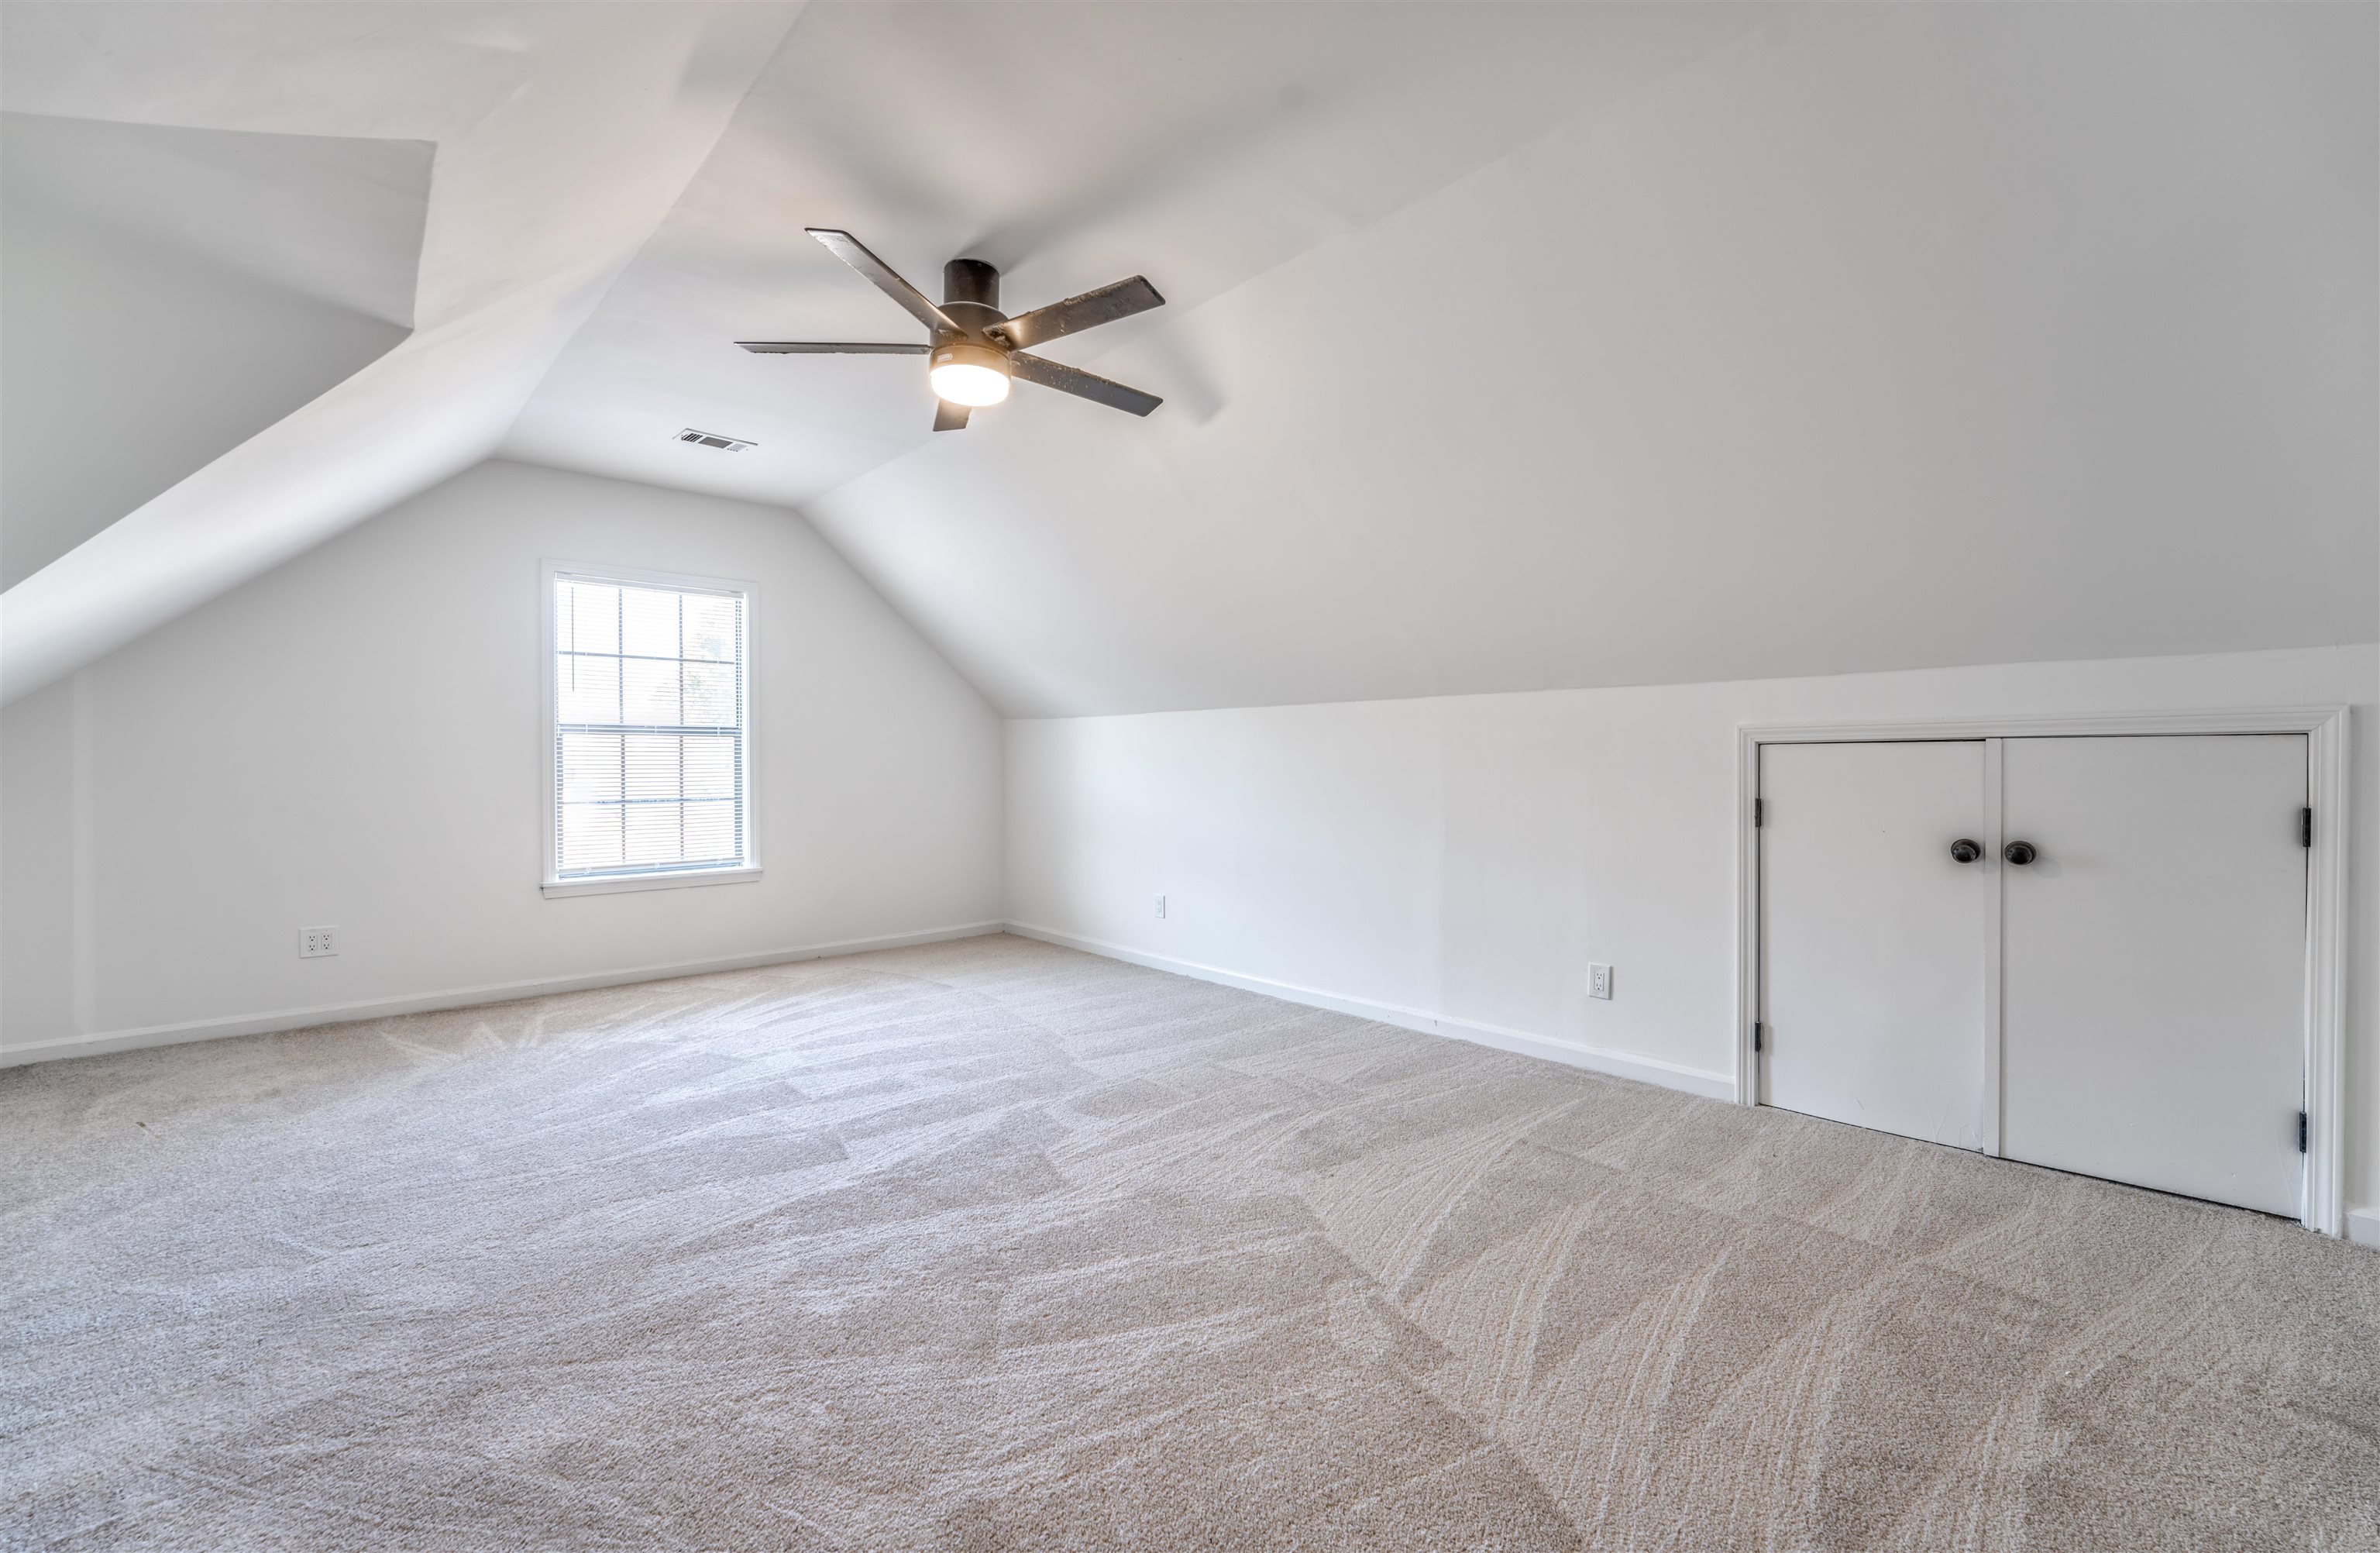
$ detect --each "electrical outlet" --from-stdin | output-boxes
[1154,894,1168,919]
[299,926,339,959]
[1587,962,1613,1000]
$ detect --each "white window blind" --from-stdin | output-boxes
[552,573,748,880]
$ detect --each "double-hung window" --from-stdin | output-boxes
[544,565,756,896]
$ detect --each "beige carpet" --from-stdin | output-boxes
[4,933,2375,1551]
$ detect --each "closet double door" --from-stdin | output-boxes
[1759,735,2308,1217]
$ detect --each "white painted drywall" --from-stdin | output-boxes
[0,2,800,704]
[804,3,2376,717]
[504,2,1755,506]
[1006,645,2380,1218]
[0,460,1002,1055]
[0,179,411,591]
[11,5,2371,720]
[1,111,433,331]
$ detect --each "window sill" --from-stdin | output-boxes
[542,865,763,899]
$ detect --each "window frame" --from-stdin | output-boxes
[539,559,762,899]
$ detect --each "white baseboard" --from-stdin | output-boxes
[21,912,2354,1239]
[1005,921,1736,1101]
[0,921,1009,1069]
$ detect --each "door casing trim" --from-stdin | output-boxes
[1734,705,2351,1236]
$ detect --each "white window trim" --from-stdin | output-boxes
[540,559,762,899]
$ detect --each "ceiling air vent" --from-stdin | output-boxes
[676,429,755,452]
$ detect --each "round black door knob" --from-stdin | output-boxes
[1949,838,1982,863]
[2004,840,2038,866]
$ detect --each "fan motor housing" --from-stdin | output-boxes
[941,259,1006,339]
[943,258,999,312]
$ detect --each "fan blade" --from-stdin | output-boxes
[807,229,960,337]
[737,342,930,354]
[1008,353,1162,417]
[933,401,971,432]
[987,276,1164,350]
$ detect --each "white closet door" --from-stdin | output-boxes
[2001,735,2306,1217]
[1763,741,1988,1149]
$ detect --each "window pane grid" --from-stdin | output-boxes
[552,575,746,879]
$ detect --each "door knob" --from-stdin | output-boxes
[1949,838,1981,863]
[2004,840,2038,866]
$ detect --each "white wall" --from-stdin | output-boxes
[1006,645,2380,1217]
[0,460,1003,1056]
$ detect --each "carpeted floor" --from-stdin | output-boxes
[4,933,2376,1551]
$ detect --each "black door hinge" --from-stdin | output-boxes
[1753,798,1765,828]
[1752,1021,1764,1054]
[2299,1111,2309,1153]
[2301,807,2313,848]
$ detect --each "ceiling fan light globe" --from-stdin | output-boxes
[928,343,1011,408]
[930,363,1009,407]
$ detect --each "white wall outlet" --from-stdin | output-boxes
[299,926,339,959]
[1587,962,1613,1000]
[1154,894,1168,919]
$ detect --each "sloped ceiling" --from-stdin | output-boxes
[2,112,431,329]
[2,115,430,588]
[7,3,2375,715]
[518,2,2380,715]
[0,2,800,702]
[500,2,1757,504]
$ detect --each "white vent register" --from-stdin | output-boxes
[543,566,757,897]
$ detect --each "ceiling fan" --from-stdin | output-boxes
[738,229,1167,432]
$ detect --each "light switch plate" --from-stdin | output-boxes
[1587,962,1612,1000]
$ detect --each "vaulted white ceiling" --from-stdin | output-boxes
[6,2,2375,715]
[500,3,1757,504]
[2,113,431,589]
[796,4,2380,714]
[0,2,799,701]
